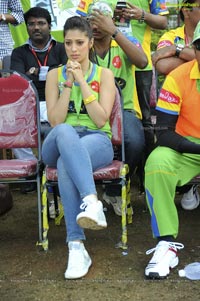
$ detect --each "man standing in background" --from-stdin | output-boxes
[121,1,169,157]
[0,0,24,64]
[76,0,169,193]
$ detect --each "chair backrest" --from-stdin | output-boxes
[0,69,41,150]
[110,84,123,146]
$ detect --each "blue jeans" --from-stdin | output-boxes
[42,124,114,242]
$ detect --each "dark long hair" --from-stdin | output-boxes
[63,16,94,61]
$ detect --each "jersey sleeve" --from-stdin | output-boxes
[150,0,169,15]
[156,74,182,116]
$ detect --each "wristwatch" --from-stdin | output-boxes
[138,10,145,23]
[175,44,184,58]
[29,67,36,75]
[112,29,119,39]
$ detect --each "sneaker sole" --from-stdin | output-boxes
[77,216,107,230]
[181,199,200,210]
[145,272,168,280]
[145,257,179,279]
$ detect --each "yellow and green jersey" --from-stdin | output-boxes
[57,63,112,138]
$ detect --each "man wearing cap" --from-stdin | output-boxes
[144,20,200,279]
[86,1,148,216]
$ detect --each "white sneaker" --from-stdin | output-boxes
[103,192,122,216]
[145,241,184,279]
[181,185,200,210]
[76,200,107,230]
[64,241,92,279]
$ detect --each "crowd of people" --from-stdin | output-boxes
[1,0,200,280]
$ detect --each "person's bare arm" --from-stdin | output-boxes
[153,46,195,75]
[78,67,115,128]
[45,68,71,126]
[90,10,147,69]
[122,3,168,29]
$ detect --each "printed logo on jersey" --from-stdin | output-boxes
[78,0,86,9]
[91,81,99,92]
[159,88,180,104]
[112,56,122,69]
[158,40,172,48]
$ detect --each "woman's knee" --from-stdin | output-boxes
[54,123,74,136]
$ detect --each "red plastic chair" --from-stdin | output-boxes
[0,69,43,244]
[40,84,133,251]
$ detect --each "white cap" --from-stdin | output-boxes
[178,269,186,277]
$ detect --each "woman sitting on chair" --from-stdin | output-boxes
[42,16,115,279]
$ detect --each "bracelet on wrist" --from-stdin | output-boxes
[83,94,96,105]
[63,81,73,89]
[138,10,145,23]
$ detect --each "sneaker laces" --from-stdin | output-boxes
[80,201,88,210]
[80,199,99,210]
[146,242,184,256]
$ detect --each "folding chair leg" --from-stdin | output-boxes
[126,174,133,224]
[116,163,133,250]
[121,181,128,249]
[37,175,43,243]
[55,200,64,226]
[36,171,49,251]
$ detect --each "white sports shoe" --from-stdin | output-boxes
[103,192,122,216]
[145,241,184,279]
[64,241,92,279]
[76,200,107,230]
[181,185,200,210]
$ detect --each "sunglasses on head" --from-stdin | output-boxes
[194,42,200,51]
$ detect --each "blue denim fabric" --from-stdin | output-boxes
[42,123,114,242]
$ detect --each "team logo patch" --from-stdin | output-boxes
[91,81,99,92]
[159,88,180,104]
[112,56,122,69]
[158,40,172,48]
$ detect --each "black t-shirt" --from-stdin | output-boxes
[11,39,67,101]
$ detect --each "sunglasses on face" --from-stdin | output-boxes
[194,43,200,51]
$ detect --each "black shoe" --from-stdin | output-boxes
[20,182,37,194]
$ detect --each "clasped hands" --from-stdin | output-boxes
[66,60,83,84]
